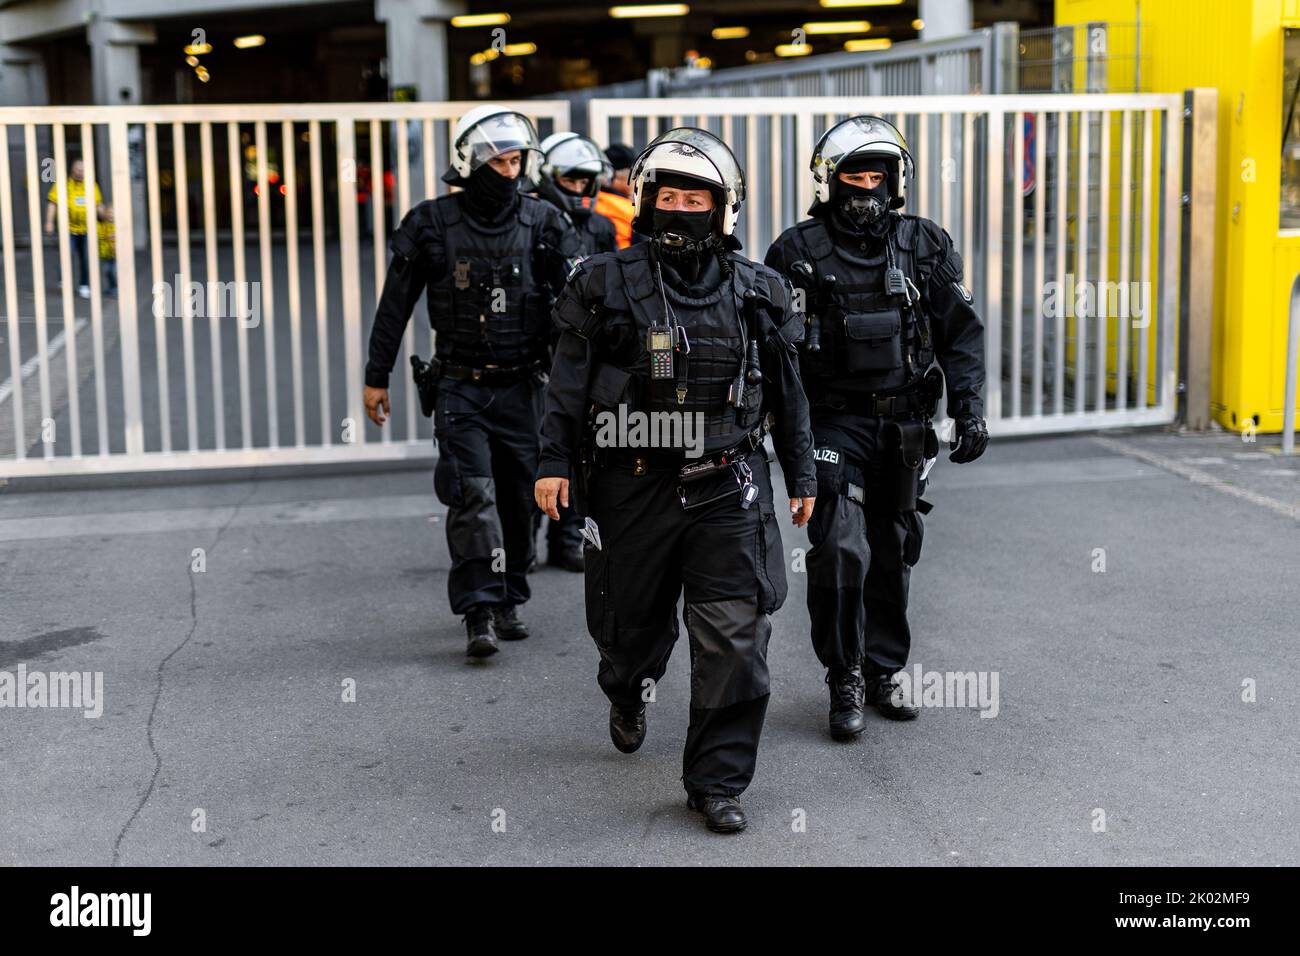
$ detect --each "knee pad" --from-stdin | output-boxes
[684,597,772,710]
[446,474,503,561]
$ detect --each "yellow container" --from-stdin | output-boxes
[1056,0,1300,432]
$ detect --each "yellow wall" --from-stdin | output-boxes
[1056,0,1299,432]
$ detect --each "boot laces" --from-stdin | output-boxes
[828,668,864,709]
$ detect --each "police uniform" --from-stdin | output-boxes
[765,116,987,734]
[537,128,816,830]
[365,115,579,638]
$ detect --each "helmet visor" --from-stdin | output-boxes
[459,111,540,171]
[817,116,906,170]
[546,136,606,177]
[638,128,744,205]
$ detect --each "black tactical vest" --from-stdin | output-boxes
[790,216,934,396]
[604,246,766,449]
[427,194,552,367]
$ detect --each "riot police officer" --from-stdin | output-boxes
[530,132,618,572]
[364,105,579,660]
[765,116,988,740]
[535,128,817,834]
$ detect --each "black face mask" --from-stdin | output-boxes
[540,178,587,220]
[652,208,715,260]
[838,179,890,227]
[465,163,520,221]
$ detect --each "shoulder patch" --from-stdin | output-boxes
[953,282,973,304]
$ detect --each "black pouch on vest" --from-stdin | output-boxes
[843,309,903,374]
[589,362,632,409]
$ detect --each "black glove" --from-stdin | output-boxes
[949,414,988,463]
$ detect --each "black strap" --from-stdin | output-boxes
[437,358,543,385]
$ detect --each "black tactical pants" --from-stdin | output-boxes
[805,414,928,676]
[433,376,544,615]
[582,451,788,797]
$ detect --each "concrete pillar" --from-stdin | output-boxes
[0,43,49,106]
[375,0,466,102]
[87,18,155,248]
[87,18,155,106]
[919,0,972,41]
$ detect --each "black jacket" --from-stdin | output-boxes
[365,191,579,388]
[765,212,986,420]
[538,245,818,499]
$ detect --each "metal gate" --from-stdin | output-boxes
[0,100,568,478]
[590,94,1186,436]
[1,92,1195,477]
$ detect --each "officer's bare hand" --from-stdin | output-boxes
[790,496,815,528]
[535,477,569,520]
[364,386,390,426]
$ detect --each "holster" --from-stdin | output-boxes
[886,418,926,511]
[409,355,440,418]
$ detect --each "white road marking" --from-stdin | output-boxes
[0,493,441,542]
[0,318,88,405]
[1092,436,1299,521]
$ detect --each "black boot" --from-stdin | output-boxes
[490,603,530,641]
[464,605,498,659]
[687,793,747,834]
[866,671,919,720]
[826,665,867,740]
[548,545,585,573]
[608,702,647,753]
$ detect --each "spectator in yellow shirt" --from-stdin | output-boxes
[44,157,105,299]
[97,206,116,296]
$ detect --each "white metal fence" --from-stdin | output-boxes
[1,92,1188,478]
[0,101,568,477]
[590,94,1184,436]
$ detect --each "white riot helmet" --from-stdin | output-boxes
[629,127,745,237]
[535,132,607,198]
[810,115,913,211]
[446,105,541,183]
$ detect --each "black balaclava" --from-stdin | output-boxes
[645,172,723,285]
[464,162,521,224]
[831,155,895,247]
[541,173,592,223]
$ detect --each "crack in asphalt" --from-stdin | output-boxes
[109,479,260,866]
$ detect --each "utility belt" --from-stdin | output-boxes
[816,366,945,421]
[410,354,545,416]
[437,357,545,386]
[588,421,770,511]
[816,389,933,419]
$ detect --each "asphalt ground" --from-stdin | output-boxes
[1,427,1296,865]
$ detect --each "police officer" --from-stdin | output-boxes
[765,116,988,740]
[535,128,817,834]
[529,132,618,572]
[364,105,580,660]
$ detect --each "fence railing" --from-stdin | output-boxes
[0,101,568,477]
[589,93,1186,436]
[1,91,1195,476]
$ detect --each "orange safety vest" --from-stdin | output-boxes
[594,189,634,250]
